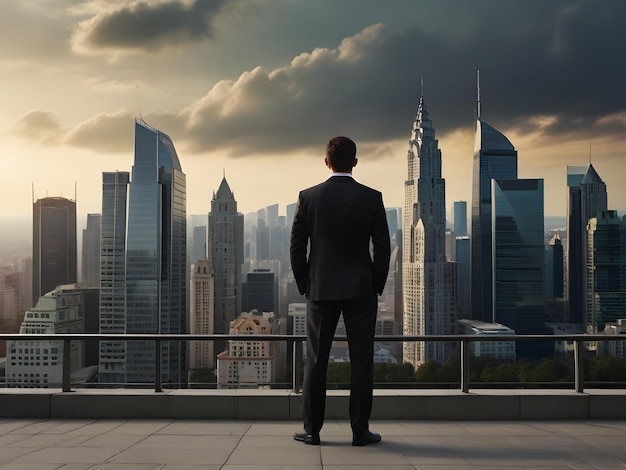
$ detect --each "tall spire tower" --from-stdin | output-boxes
[402,89,457,367]
[209,175,244,353]
[566,163,607,326]
[470,77,518,322]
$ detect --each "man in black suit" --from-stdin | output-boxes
[290,136,391,446]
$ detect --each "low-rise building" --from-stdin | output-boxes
[458,319,516,361]
[216,311,279,389]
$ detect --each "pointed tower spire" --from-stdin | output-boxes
[476,69,481,119]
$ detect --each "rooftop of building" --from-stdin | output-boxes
[0,393,625,469]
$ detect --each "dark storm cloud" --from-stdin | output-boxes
[72,0,233,53]
[178,0,626,157]
[58,0,626,157]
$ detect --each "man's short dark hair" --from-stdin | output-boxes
[326,136,356,172]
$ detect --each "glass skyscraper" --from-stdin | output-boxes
[471,118,518,323]
[99,119,186,386]
[99,171,130,385]
[491,179,545,333]
[586,210,626,333]
[453,201,467,237]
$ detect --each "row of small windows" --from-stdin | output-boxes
[11,347,58,355]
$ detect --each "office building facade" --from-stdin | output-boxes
[98,171,130,385]
[81,214,101,288]
[491,179,545,338]
[545,233,564,299]
[7,285,85,387]
[32,197,77,306]
[190,259,215,369]
[453,201,467,237]
[586,211,626,333]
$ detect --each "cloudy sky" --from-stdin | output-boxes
[1,0,625,226]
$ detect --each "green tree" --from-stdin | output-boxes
[530,359,572,383]
[189,368,216,384]
[374,362,416,384]
[414,360,441,382]
[588,356,626,382]
[439,358,460,383]
[327,362,351,384]
[480,363,521,383]
[469,355,502,382]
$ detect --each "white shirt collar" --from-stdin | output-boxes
[327,172,354,179]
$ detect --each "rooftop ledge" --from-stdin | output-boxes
[1,388,625,420]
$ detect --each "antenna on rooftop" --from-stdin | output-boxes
[589,142,592,164]
[420,78,424,98]
[136,84,143,121]
[477,70,481,119]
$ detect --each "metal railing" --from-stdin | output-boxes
[0,333,622,394]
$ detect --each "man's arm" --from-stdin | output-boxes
[290,192,309,296]
[372,192,391,295]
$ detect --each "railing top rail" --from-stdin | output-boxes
[0,333,620,342]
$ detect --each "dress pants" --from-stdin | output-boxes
[302,295,377,436]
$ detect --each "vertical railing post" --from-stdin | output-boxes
[574,338,584,393]
[62,338,72,392]
[155,338,163,393]
[292,338,302,394]
[460,338,470,393]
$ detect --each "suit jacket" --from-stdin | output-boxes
[290,175,391,301]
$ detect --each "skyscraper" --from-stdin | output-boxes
[209,176,244,345]
[242,268,276,314]
[545,233,564,299]
[99,171,129,385]
[491,179,545,337]
[566,164,607,325]
[455,236,471,317]
[99,119,187,386]
[586,210,626,333]
[190,259,215,369]
[126,119,187,385]
[470,107,518,322]
[453,201,467,237]
[81,213,101,288]
[32,196,77,306]
[402,92,457,367]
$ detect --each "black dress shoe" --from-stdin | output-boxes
[352,430,381,446]
[294,429,320,445]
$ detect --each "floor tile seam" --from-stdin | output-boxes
[220,420,257,467]
[2,419,52,436]
[93,427,168,466]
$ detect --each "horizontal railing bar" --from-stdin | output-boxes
[0,333,621,342]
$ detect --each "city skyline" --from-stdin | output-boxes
[2,1,626,223]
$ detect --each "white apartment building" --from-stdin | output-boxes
[216,311,279,389]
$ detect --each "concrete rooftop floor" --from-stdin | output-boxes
[0,418,625,469]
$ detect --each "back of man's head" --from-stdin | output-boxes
[326,136,357,172]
